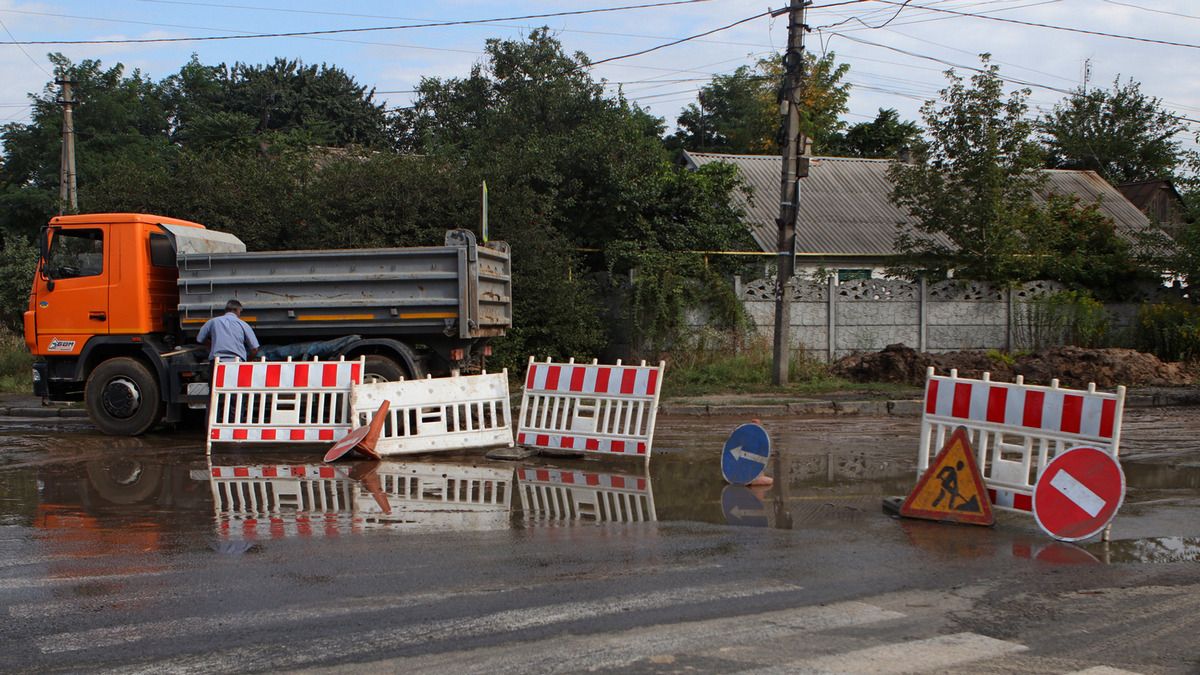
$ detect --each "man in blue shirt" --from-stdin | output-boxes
[198,299,260,362]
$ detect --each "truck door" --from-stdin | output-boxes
[34,226,110,355]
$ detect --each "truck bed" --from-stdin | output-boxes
[176,230,511,341]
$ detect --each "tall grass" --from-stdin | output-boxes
[662,333,844,397]
[0,329,32,394]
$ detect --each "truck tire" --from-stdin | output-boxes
[85,357,165,436]
[363,355,407,383]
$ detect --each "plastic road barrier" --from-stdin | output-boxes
[204,460,514,539]
[516,357,665,462]
[919,367,1125,515]
[516,467,656,523]
[347,372,513,456]
[207,356,364,451]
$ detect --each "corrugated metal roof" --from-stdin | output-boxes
[683,151,1157,257]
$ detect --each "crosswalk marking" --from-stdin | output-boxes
[750,632,1027,674]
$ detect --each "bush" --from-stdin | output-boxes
[1135,301,1200,362]
[0,235,37,332]
[0,328,32,393]
[1015,290,1110,350]
[664,335,837,397]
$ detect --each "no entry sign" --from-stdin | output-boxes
[1033,446,1125,542]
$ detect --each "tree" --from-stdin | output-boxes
[668,53,851,155]
[888,56,1046,282]
[824,108,920,158]
[1042,78,1189,185]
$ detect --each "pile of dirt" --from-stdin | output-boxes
[831,343,1196,389]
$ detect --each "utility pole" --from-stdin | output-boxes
[57,77,78,214]
[771,0,810,385]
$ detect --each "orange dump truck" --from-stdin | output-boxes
[25,213,511,436]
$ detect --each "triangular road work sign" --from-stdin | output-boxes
[900,427,994,526]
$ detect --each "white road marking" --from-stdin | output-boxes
[0,570,168,590]
[752,632,1027,674]
[1050,469,1105,517]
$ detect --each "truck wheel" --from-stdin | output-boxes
[85,357,165,436]
[363,355,407,383]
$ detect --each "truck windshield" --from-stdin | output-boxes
[46,229,104,280]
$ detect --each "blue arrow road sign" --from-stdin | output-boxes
[721,423,771,485]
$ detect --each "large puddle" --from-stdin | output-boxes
[1,414,1198,565]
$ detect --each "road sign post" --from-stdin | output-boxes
[1033,446,1125,542]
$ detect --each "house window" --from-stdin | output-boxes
[837,269,871,283]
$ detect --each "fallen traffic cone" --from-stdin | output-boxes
[323,400,390,462]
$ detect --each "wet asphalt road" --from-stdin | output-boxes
[0,410,1198,673]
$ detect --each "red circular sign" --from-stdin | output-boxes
[1033,446,1125,542]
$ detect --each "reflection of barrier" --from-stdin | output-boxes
[919,368,1125,513]
[516,467,655,523]
[204,460,513,538]
[348,372,513,456]
[516,358,664,462]
[207,357,364,451]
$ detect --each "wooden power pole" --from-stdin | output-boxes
[771,0,809,385]
[57,77,78,214]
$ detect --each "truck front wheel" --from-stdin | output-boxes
[85,358,165,436]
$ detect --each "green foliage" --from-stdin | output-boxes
[1042,78,1192,185]
[1015,290,1110,351]
[824,108,920,159]
[1135,301,1200,362]
[668,53,851,154]
[0,235,37,331]
[664,336,837,397]
[889,56,1046,283]
[985,349,1015,367]
[0,328,33,393]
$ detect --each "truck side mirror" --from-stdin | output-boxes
[39,226,54,291]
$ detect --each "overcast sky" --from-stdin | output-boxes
[0,0,1197,155]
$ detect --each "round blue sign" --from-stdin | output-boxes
[721,423,771,485]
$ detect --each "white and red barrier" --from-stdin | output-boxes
[206,357,364,451]
[517,467,656,523]
[205,460,514,539]
[919,367,1125,514]
[516,358,664,461]
[348,372,513,455]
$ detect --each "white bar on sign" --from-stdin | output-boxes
[1049,469,1105,517]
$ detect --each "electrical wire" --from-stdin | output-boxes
[1099,0,1200,21]
[0,16,51,77]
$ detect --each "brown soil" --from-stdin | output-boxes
[831,343,1197,389]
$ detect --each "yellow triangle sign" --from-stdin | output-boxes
[900,427,994,526]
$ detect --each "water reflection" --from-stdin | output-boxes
[200,459,657,539]
[1088,537,1200,564]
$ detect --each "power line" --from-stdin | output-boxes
[0,0,719,45]
[0,16,51,77]
[1099,0,1200,21]
[587,9,774,68]
[875,0,1200,49]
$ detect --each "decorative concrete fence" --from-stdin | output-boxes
[737,277,1157,362]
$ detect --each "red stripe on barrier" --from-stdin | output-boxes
[1061,395,1083,433]
[290,430,305,441]
[986,386,1007,423]
[611,440,626,453]
[518,433,527,444]
[586,438,600,451]
[586,474,600,486]
[621,369,637,395]
[262,466,277,477]
[545,365,561,390]
[1100,399,1116,438]
[536,469,550,481]
[570,366,586,392]
[1023,390,1045,428]
[1014,493,1033,511]
[318,429,334,441]
[525,365,536,389]
[291,466,305,477]
[595,367,611,393]
[350,362,361,383]
[261,429,277,441]
[637,442,646,454]
[952,382,971,418]
[561,436,575,449]
[536,434,549,446]
[210,467,220,477]
[294,364,309,387]
[612,476,626,489]
[925,379,938,414]
[237,364,252,388]
[215,364,226,388]
[638,478,646,490]
[646,368,658,396]
[210,429,220,439]
[561,472,575,484]
[319,467,334,478]
[322,364,337,387]
[232,429,248,440]
[234,466,249,477]
[266,364,281,388]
